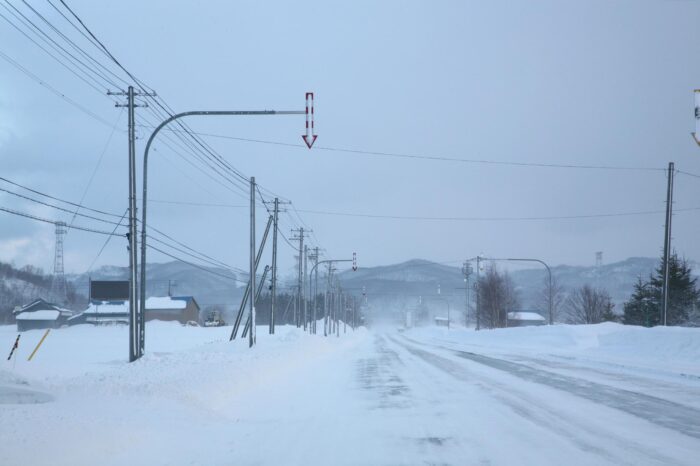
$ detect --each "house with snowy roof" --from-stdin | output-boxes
[507,311,546,327]
[14,298,73,332]
[145,296,200,324]
[68,300,129,326]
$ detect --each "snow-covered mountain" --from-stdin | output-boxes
[337,257,694,312]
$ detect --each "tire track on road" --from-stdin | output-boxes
[389,335,691,466]
[398,334,700,440]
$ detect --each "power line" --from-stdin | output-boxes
[676,169,700,180]
[0,204,123,236]
[68,107,124,230]
[152,129,668,173]
[0,185,126,226]
[86,208,128,272]
[146,244,242,283]
[0,48,114,126]
[145,223,245,273]
[149,199,246,208]
[294,206,700,222]
[0,175,123,218]
[19,0,128,89]
[0,2,110,94]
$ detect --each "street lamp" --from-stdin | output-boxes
[309,257,357,336]
[135,99,313,360]
[479,257,553,325]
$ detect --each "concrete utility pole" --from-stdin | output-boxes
[138,95,314,360]
[270,198,279,335]
[230,215,273,340]
[303,244,309,331]
[249,177,256,347]
[313,247,320,334]
[110,85,154,362]
[307,247,320,334]
[476,255,481,331]
[462,261,473,326]
[291,228,310,328]
[662,162,675,326]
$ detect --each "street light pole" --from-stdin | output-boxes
[482,257,553,325]
[309,258,356,337]
[139,108,307,358]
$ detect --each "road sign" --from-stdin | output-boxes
[302,92,317,149]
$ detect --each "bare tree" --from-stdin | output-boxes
[566,285,613,324]
[477,264,519,328]
[537,274,567,323]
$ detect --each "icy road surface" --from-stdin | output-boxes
[1,322,699,465]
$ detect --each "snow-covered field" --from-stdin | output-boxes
[1,322,699,465]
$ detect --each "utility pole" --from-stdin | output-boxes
[303,244,309,331]
[230,215,273,340]
[662,162,675,326]
[270,198,279,334]
[476,255,481,331]
[312,247,320,334]
[110,85,154,362]
[249,177,256,347]
[291,228,310,328]
[462,261,473,326]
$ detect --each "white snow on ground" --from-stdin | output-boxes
[1,322,699,465]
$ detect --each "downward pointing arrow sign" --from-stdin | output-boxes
[302,135,317,149]
[302,92,317,149]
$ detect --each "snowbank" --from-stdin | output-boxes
[404,323,700,376]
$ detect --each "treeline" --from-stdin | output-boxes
[0,261,83,324]
[470,251,699,328]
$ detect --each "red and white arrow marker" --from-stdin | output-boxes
[302,92,317,149]
[352,252,357,271]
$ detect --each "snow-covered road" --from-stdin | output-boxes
[1,323,699,465]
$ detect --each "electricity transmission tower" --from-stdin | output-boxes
[49,221,67,305]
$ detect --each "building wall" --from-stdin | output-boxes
[507,319,545,327]
[17,319,61,332]
[146,301,199,324]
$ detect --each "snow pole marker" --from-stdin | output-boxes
[27,329,50,361]
[7,334,20,361]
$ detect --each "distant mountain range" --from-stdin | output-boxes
[337,257,698,314]
[68,262,243,311]
[57,256,695,319]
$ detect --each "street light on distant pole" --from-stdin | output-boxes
[483,257,553,325]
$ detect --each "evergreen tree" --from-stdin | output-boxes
[623,253,699,326]
[649,254,698,325]
[623,277,659,327]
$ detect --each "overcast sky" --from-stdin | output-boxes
[1,0,700,279]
